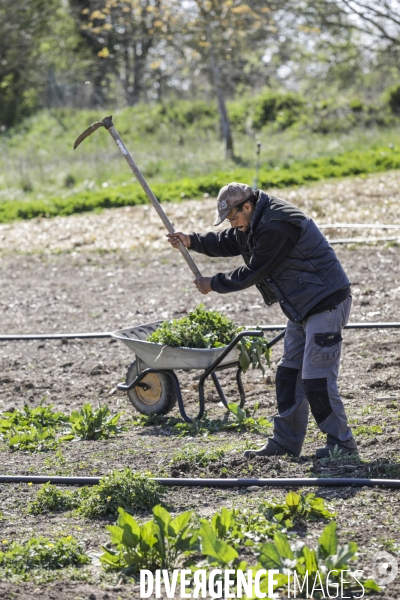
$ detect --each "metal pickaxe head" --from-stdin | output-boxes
[73,115,114,150]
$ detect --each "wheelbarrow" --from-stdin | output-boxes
[113,321,285,422]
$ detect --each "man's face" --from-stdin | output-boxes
[226,201,254,233]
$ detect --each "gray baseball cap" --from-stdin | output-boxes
[214,182,254,225]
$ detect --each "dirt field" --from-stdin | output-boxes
[0,172,399,599]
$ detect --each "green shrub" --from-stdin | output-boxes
[386,83,400,115]
[78,469,164,519]
[252,89,306,130]
[28,470,163,519]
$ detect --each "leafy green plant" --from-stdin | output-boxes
[28,482,80,514]
[28,470,163,519]
[62,403,124,441]
[0,403,67,435]
[198,520,240,567]
[7,425,58,453]
[0,536,90,577]
[226,402,272,433]
[208,506,281,549]
[147,304,270,374]
[261,491,337,526]
[147,304,237,348]
[256,521,379,597]
[101,505,197,574]
[0,402,124,452]
[78,469,163,519]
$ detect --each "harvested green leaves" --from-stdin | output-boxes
[146,304,271,374]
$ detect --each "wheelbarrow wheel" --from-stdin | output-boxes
[125,360,177,416]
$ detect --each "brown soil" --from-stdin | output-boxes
[0,174,399,599]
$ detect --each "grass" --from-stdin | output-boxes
[0,143,399,224]
[353,424,383,437]
[1,99,400,223]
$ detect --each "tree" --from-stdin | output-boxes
[0,0,56,125]
[0,0,90,126]
[70,0,167,105]
[173,0,278,158]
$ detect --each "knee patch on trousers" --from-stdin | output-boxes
[276,366,299,413]
[303,377,332,424]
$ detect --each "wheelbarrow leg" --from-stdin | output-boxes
[236,367,246,408]
[212,368,246,409]
[211,372,229,408]
[167,370,205,423]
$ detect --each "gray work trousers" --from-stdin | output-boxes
[272,297,356,456]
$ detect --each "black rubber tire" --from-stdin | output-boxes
[125,360,177,416]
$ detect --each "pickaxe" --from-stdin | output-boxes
[73,115,202,278]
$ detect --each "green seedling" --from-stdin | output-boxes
[353,424,383,437]
[0,403,67,432]
[133,410,270,437]
[62,403,124,441]
[226,401,272,433]
[207,507,281,549]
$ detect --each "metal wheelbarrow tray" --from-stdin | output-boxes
[112,321,284,423]
[112,320,270,422]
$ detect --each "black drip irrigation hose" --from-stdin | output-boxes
[0,475,400,488]
[329,236,399,244]
[0,322,399,340]
[0,332,113,340]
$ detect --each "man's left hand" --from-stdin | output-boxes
[194,277,213,294]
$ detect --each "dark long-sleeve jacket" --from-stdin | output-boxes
[189,191,350,323]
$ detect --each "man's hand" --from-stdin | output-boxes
[166,232,191,248]
[194,276,213,294]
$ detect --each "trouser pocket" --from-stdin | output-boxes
[310,332,342,368]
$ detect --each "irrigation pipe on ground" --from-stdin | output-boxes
[0,475,399,489]
[0,322,399,340]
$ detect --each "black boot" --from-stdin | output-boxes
[244,438,297,458]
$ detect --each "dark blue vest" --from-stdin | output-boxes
[239,192,350,322]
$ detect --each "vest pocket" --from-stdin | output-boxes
[310,332,343,367]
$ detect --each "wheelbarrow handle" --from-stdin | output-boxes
[200,329,264,381]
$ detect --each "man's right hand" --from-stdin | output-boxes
[166,232,191,249]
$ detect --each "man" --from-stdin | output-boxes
[167,182,357,459]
